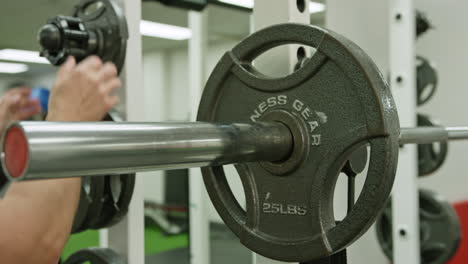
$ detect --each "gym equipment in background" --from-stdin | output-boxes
[376,189,461,264]
[416,10,433,39]
[418,114,448,176]
[416,56,438,106]
[38,0,128,73]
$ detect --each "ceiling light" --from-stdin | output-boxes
[218,0,253,9]
[0,49,49,64]
[140,20,192,40]
[217,0,325,13]
[0,62,29,74]
[309,2,325,13]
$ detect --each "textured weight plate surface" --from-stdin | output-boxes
[376,189,461,264]
[74,0,128,73]
[64,247,126,264]
[418,114,448,176]
[198,23,400,262]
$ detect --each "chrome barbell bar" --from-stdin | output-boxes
[2,121,468,182]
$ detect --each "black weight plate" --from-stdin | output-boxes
[88,173,136,229]
[376,189,461,264]
[74,176,106,233]
[64,247,126,264]
[87,110,135,229]
[71,176,91,233]
[39,0,128,73]
[198,23,400,262]
[416,10,433,39]
[416,56,438,106]
[418,114,448,176]
[304,249,347,264]
[72,111,120,233]
[73,0,128,73]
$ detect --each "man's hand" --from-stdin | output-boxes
[47,56,121,122]
[0,87,41,132]
[0,56,122,263]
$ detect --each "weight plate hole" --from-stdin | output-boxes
[252,45,311,78]
[333,144,369,221]
[379,212,392,244]
[422,243,445,263]
[296,0,306,13]
[225,165,247,211]
[83,177,91,194]
[84,1,105,16]
[297,46,306,60]
[110,175,123,203]
[420,196,443,218]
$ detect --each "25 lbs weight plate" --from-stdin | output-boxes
[198,23,400,262]
[376,189,461,264]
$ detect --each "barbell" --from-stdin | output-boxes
[2,23,467,262]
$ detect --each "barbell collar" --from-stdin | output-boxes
[1,121,293,181]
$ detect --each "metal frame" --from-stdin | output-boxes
[100,0,146,263]
[389,0,420,263]
[188,10,210,264]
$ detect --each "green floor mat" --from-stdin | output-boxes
[62,230,99,260]
[62,227,188,260]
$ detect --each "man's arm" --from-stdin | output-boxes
[0,56,121,263]
[0,178,81,263]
